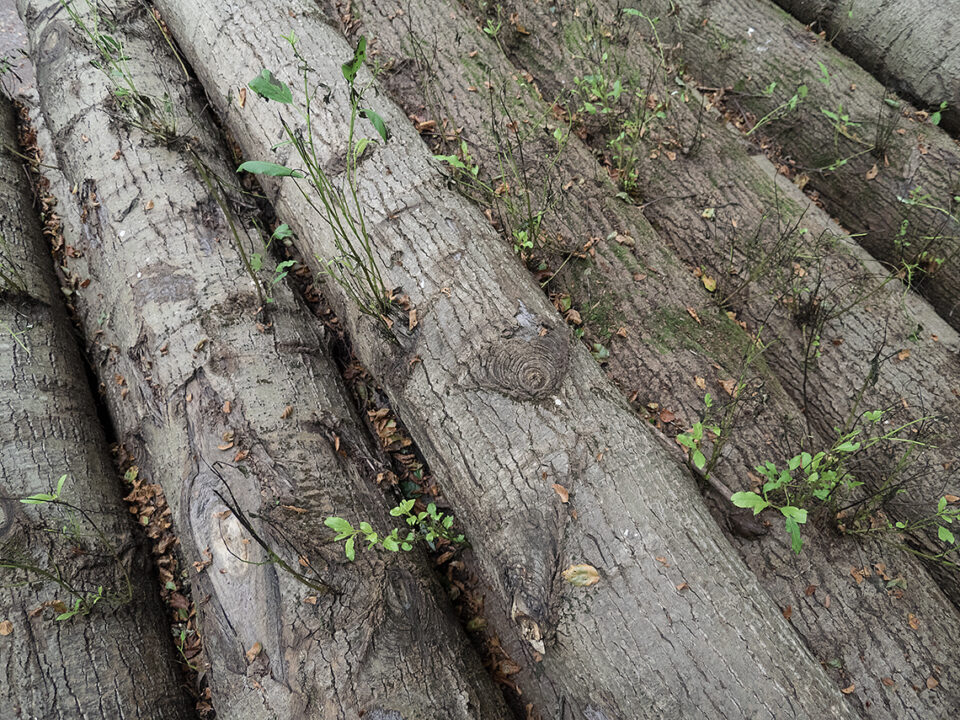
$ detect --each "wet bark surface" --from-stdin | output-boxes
[150,0,871,717]
[16,2,510,718]
[774,0,960,133]
[500,0,960,602]
[0,94,193,720]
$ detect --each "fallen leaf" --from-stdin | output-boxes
[675,581,689,591]
[655,556,670,566]
[908,613,920,630]
[897,348,911,362]
[824,594,831,609]
[782,605,792,620]
[238,87,247,108]
[303,595,318,605]
[881,677,895,687]
[111,149,121,161]
[566,309,582,325]
[280,405,293,419]
[701,275,717,292]
[805,584,817,596]
[222,400,232,414]
[926,676,939,690]
[0,620,12,635]
[144,199,154,211]
[694,376,706,390]
[245,641,263,663]
[659,409,676,423]
[718,378,737,396]
[615,233,635,247]
[944,494,959,503]
[841,684,856,694]
[551,483,570,503]
[408,308,418,330]
[701,207,716,219]
[865,164,878,180]
[218,442,234,451]
[562,564,600,587]
[686,307,701,324]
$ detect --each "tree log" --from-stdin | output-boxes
[502,0,960,600]
[607,0,960,332]
[305,0,960,715]
[152,0,864,716]
[17,1,511,718]
[0,94,193,719]
[773,0,960,133]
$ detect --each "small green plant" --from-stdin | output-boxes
[240,35,392,323]
[324,499,465,561]
[677,393,721,474]
[929,101,949,126]
[746,84,808,136]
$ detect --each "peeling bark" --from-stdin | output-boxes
[0,94,193,720]
[501,0,960,601]
[607,0,960,332]
[17,1,510,718]
[774,0,960,133]
[151,0,865,716]
[299,0,960,715]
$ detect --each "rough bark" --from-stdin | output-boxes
[609,0,960,332]
[773,0,960,133]
[0,94,193,719]
[501,0,960,599]
[152,0,872,717]
[309,0,960,715]
[17,2,510,718]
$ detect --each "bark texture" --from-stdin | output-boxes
[615,0,960,332]
[774,0,960,133]
[316,0,960,714]
[503,0,960,600]
[154,0,864,717]
[0,95,193,720]
[17,2,510,718]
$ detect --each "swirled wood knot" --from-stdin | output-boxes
[477,301,570,401]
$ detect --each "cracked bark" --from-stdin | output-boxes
[501,0,960,605]
[608,0,960,332]
[294,0,960,715]
[150,0,865,716]
[0,94,193,720]
[773,0,960,133]
[17,1,510,718]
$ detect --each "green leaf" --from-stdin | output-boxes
[938,496,948,513]
[835,441,860,453]
[382,536,400,551]
[731,492,770,515]
[56,610,78,622]
[55,474,66,496]
[344,536,355,561]
[931,110,942,126]
[271,224,293,241]
[676,433,695,449]
[248,69,292,104]
[342,36,367,84]
[354,137,370,160]
[399,498,416,514]
[864,410,883,423]
[443,515,454,529]
[938,525,956,544]
[360,108,389,142]
[21,493,55,504]
[691,449,706,470]
[785,517,803,554]
[780,506,808,524]
[324,517,353,535]
[401,542,412,551]
[359,522,373,535]
[237,161,304,178]
[250,253,264,272]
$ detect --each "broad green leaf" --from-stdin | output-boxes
[785,517,803,554]
[931,111,942,126]
[382,536,400,551]
[271,224,293,241]
[358,522,373,535]
[780,506,808,523]
[360,108,389,142]
[324,517,353,535]
[237,161,304,178]
[442,515,454,529]
[835,441,860,453]
[55,474,66,496]
[248,69,292,104]
[691,449,706,470]
[938,525,956,544]
[342,36,367,84]
[250,253,263,272]
[21,493,55,504]
[730,492,770,515]
[344,536,355,561]
[938,496,948,513]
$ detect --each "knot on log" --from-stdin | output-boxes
[478,304,569,401]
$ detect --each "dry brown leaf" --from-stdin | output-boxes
[686,307,701,324]
[144,199,154,211]
[675,581,689,591]
[566,309,582,325]
[944,494,960,503]
[782,605,793,620]
[694,376,706,390]
[841,684,855,694]
[926,676,939,689]
[551,483,569,503]
[659,409,676,423]
[222,400,232,414]
[0,620,12,636]
[719,378,737,396]
[897,348,911,362]
[245,641,263,663]
[908,613,920,630]
[881,677,895,687]
[804,584,817,596]
[303,595,318,605]
[280,405,293,419]
[408,308,418,330]
[238,87,246,108]
[562,564,600,587]
[655,556,670,566]
[865,164,879,180]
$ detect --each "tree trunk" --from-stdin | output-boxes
[774,0,960,133]
[17,2,511,718]
[304,0,960,714]
[501,0,960,600]
[602,0,960,332]
[152,1,863,717]
[0,94,193,719]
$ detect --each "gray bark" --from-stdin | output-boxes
[774,0,960,133]
[502,0,960,600]
[611,0,960,334]
[0,94,193,719]
[17,1,510,718]
[152,0,862,717]
[314,0,960,715]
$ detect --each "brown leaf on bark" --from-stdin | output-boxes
[551,483,569,503]
[245,641,262,663]
[0,620,12,635]
[562,564,599,586]
[841,684,855,694]
[926,676,939,689]
[908,613,920,630]
[659,409,676,423]
[782,605,792,620]
[881,677,895,687]
[865,164,878,180]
